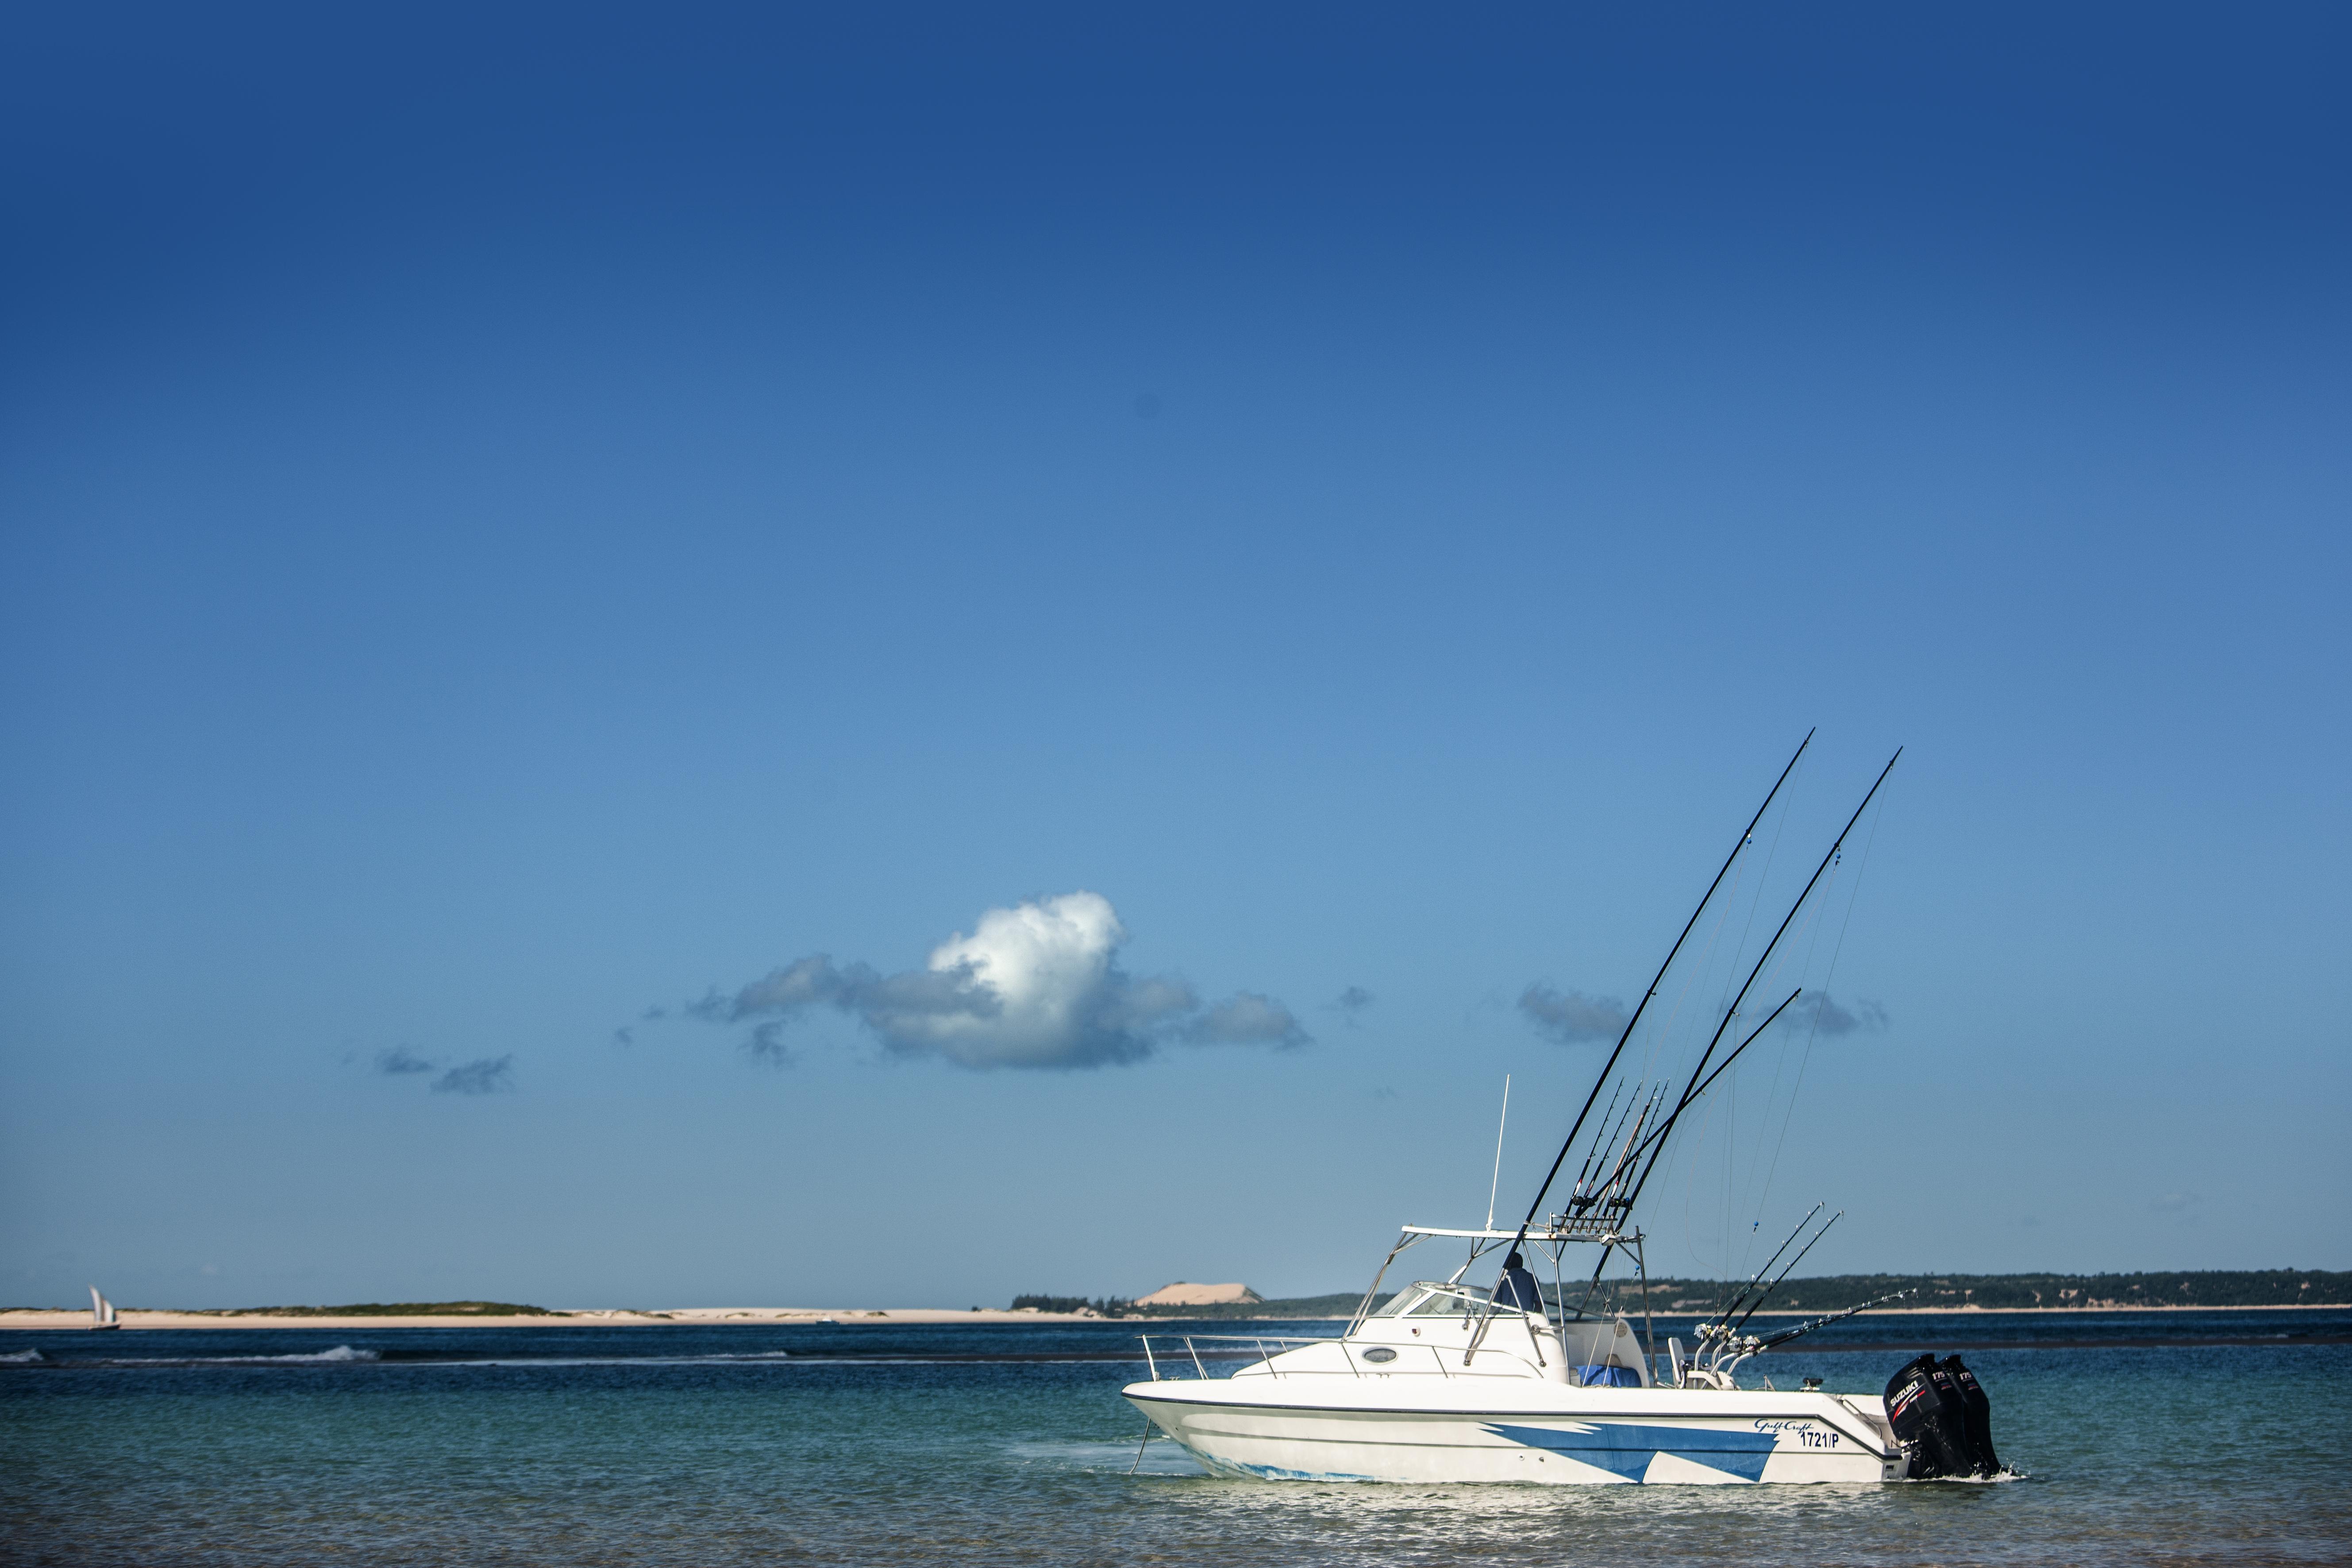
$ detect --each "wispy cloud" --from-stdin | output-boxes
[1188,991,1309,1048]
[1332,985,1374,1027]
[613,1007,666,1043]
[432,1056,516,1095]
[1775,992,1891,1036]
[1517,984,1629,1045]
[677,892,1307,1071]
[374,1047,436,1075]
[745,1021,791,1066]
[2151,1190,2201,1214]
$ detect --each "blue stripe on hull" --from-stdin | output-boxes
[1483,1422,1778,1483]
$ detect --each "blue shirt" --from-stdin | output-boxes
[1497,1265,1545,1315]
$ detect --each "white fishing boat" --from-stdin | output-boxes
[1124,1206,1917,1484]
[1125,739,2006,1486]
[88,1286,121,1331]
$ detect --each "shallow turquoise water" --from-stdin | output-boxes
[3,1313,2345,1565]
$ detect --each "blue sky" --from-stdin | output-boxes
[4,3,2346,1309]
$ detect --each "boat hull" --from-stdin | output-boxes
[1124,1379,1902,1485]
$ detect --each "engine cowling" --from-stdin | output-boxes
[1940,1354,2002,1476]
[1883,1353,1976,1479]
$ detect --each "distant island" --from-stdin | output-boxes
[6,1268,2341,1331]
[1012,1282,1262,1315]
[213,1301,561,1318]
[1014,1268,2352,1319]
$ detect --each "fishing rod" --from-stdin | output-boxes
[1709,1202,1823,1328]
[1576,1084,1654,1210]
[1459,739,1822,1365]
[1751,1287,1914,1351]
[1730,1210,1841,1335]
[1579,1093,1649,1212]
[1564,1080,1628,1208]
[1463,732,1813,1366]
[1552,758,1897,1337]
[1496,731,1813,1256]
[1617,748,1902,1217]
[1630,1087,1674,1190]
[1695,1287,1918,1384]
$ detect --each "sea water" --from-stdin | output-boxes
[3,1310,2345,1565]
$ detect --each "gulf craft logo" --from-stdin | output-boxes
[1755,1418,1838,1448]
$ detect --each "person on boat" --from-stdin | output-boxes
[1497,1252,1547,1319]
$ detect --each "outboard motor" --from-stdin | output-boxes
[1883,1353,1975,1479]
[1940,1355,2002,1476]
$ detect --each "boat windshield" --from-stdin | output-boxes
[1372,1283,1491,1318]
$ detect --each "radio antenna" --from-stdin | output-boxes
[1484,1075,1511,1232]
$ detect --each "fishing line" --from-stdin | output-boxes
[1667,1085,1725,1272]
[1712,765,1799,1034]
[1724,1055,1737,1279]
[1750,781,1894,1227]
[1732,846,1847,1275]
[1614,742,1895,1287]
[1637,795,1761,1090]
[1696,766,1805,1283]
[1636,757,1804,1139]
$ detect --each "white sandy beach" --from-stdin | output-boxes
[2,1301,2339,1331]
[0,1306,1108,1330]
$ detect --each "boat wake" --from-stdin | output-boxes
[1005,1440,1206,1477]
[0,1345,383,1368]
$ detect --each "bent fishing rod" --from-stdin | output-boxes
[1491,732,1813,1264]
[1708,1202,1825,1329]
[1616,986,1805,1177]
[1555,748,1901,1321]
[1462,732,1811,1361]
[1725,1210,1841,1339]
[1617,746,1902,1217]
[1750,1288,1915,1351]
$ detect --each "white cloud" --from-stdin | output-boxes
[686,891,1306,1070]
[898,893,1136,1065]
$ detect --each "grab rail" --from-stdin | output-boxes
[1135,1333,1545,1383]
[1135,1333,1330,1380]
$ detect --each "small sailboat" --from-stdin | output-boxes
[89,1286,121,1330]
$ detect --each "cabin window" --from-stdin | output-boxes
[1359,1346,1398,1364]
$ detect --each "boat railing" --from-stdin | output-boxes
[1134,1332,1544,1383]
[1136,1333,1324,1380]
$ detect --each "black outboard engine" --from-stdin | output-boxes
[1883,1353,1979,1479]
[1940,1355,2002,1475]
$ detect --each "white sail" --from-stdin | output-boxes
[89,1286,117,1327]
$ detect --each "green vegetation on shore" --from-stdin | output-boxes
[1090,1269,2351,1319]
[1595,1269,2351,1314]
[1009,1294,1132,1315]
